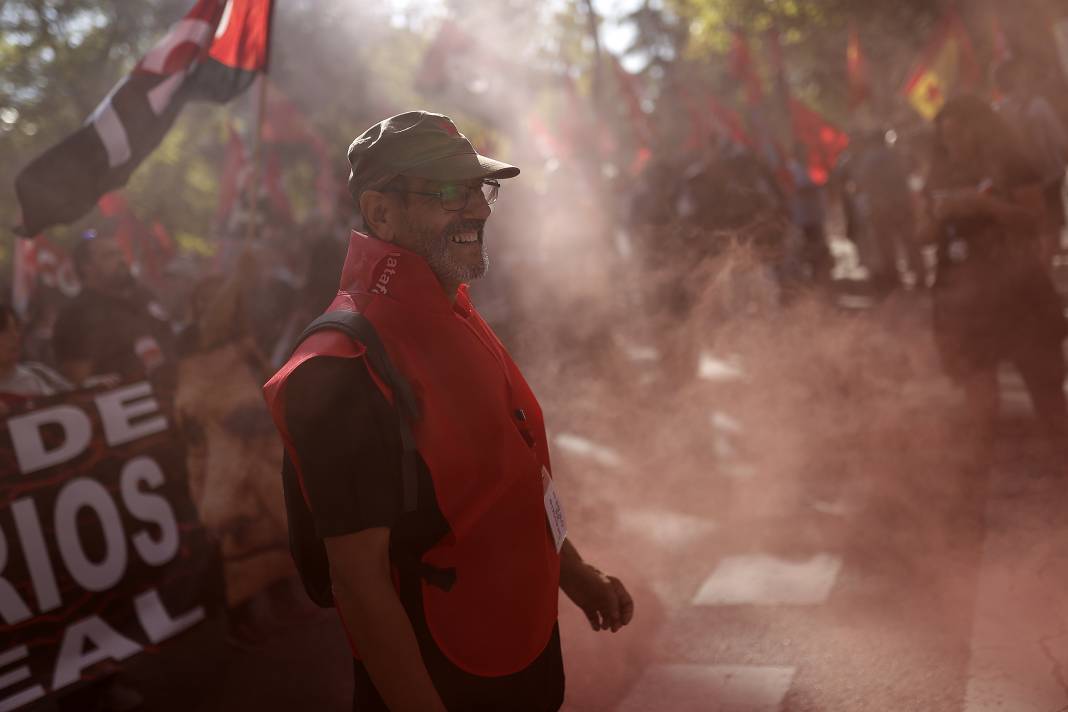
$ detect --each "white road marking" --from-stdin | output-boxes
[615,508,719,548]
[615,664,795,712]
[692,553,843,607]
[553,433,623,468]
[699,353,746,382]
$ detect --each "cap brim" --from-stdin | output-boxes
[403,152,520,182]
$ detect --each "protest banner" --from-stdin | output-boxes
[0,381,216,711]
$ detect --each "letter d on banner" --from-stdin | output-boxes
[8,406,92,475]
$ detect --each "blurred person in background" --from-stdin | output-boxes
[923,94,1068,460]
[267,229,347,367]
[788,144,833,291]
[676,138,792,302]
[836,129,922,294]
[52,230,176,389]
[264,111,634,712]
[0,303,70,414]
[993,57,1068,257]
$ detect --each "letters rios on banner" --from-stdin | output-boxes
[0,381,215,711]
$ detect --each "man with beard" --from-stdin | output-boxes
[264,111,634,711]
[53,230,175,388]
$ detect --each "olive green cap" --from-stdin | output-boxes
[347,111,519,202]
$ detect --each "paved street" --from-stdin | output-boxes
[550,294,1066,712]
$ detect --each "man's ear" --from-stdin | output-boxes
[359,190,398,242]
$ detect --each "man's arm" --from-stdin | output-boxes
[559,539,634,633]
[930,185,1043,233]
[284,356,445,709]
[324,527,447,712]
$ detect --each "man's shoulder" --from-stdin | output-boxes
[284,355,375,415]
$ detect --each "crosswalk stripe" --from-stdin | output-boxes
[692,553,843,607]
[615,664,795,712]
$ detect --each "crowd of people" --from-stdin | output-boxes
[621,61,1068,461]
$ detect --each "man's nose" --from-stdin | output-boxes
[464,189,492,219]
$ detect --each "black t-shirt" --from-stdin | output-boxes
[282,355,564,712]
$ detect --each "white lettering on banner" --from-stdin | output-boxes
[120,458,179,566]
[9,406,92,475]
[0,646,45,712]
[55,479,127,592]
[0,528,32,626]
[133,589,204,644]
[51,616,141,691]
[1,454,180,619]
[10,500,60,613]
[1,586,202,702]
[95,382,167,448]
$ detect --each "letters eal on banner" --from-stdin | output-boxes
[0,382,214,711]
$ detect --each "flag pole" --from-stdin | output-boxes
[244,75,268,244]
[244,0,275,244]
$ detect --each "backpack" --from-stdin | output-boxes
[280,310,421,608]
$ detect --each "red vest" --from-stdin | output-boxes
[263,231,560,677]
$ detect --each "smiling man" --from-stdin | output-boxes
[263,111,633,711]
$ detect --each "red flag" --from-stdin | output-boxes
[990,9,1011,63]
[730,31,765,106]
[559,76,602,158]
[12,237,81,316]
[261,82,336,220]
[707,96,753,148]
[789,99,849,185]
[528,114,567,160]
[415,20,470,92]
[262,82,325,147]
[209,0,273,72]
[98,192,177,282]
[847,23,870,108]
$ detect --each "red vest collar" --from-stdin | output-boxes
[340,231,474,316]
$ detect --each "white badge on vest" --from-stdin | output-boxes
[541,466,567,552]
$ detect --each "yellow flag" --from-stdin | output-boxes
[903,14,977,120]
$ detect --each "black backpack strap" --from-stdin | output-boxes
[294,310,420,513]
[283,311,457,606]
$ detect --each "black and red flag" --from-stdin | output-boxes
[14,0,273,237]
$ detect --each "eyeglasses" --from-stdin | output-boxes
[385,179,500,212]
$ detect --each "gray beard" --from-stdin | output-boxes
[421,231,489,286]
